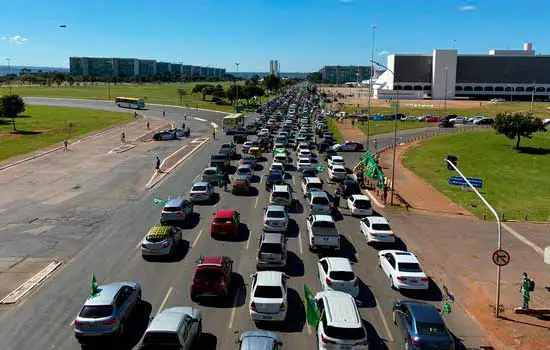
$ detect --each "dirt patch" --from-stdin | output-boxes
[0,134,22,139]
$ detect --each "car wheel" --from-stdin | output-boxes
[389,276,396,290]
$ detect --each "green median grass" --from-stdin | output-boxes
[0,82,268,113]
[356,120,433,136]
[326,118,344,143]
[403,130,550,221]
[0,105,133,161]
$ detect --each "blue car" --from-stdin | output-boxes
[236,330,283,350]
[392,300,455,350]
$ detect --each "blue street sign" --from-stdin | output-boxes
[448,176,483,188]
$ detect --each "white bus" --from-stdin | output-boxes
[115,97,145,109]
[222,114,245,134]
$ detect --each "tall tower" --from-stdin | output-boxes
[270,60,280,77]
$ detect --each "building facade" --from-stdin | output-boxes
[319,66,372,84]
[374,42,550,100]
[269,60,280,77]
[69,57,226,79]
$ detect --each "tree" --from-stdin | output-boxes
[493,113,547,149]
[263,74,282,93]
[176,88,187,105]
[307,72,323,84]
[0,94,26,132]
[249,74,260,86]
[201,85,214,101]
[225,85,239,103]
[212,84,225,98]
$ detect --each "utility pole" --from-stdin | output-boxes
[529,82,536,114]
[235,62,240,112]
[444,67,449,112]
[366,25,376,151]
[390,89,399,206]
[6,58,12,94]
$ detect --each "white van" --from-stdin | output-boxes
[308,191,331,215]
[301,177,323,197]
[270,185,293,208]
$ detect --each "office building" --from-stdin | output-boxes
[270,60,280,77]
[69,57,225,79]
[373,42,550,100]
[319,66,372,84]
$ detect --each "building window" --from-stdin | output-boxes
[504,87,512,92]
[536,87,545,92]
[494,86,504,92]
[424,85,432,90]
[394,85,402,90]
[455,86,463,91]
[474,86,483,92]
[546,87,550,92]
[413,86,423,91]
[404,85,413,90]
[484,86,494,92]
[526,87,534,92]
[515,87,524,92]
[464,86,473,91]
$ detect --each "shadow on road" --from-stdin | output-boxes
[181,212,200,230]
[197,333,218,349]
[197,272,246,308]
[233,223,251,242]
[142,240,190,263]
[363,320,390,350]
[400,278,443,302]
[289,199,304,214]
[357,279,377,308]
[286,218,300,238]
[285,251,304,277]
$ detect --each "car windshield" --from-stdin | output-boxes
[329,271,355,281]
[192,186,207,192]
[353,200,371,209]
[332,167,345,173]
[79,305,113,318]
[416,321,447,335]
[254,286,282,298]
[312,197,329,205]
[312,221,335,229]
[308,183,323,190]
[163,206,181,212]
[211,155,226,160]
[238,168,251,174]
[260,243,283,254]
[267,210,285,218]
[272,192,289,199]
[268,174,283,181]
[143,332,180,345]
[213,217,233,223]
[325,325,366,340]
[204,169,216,175]
[398,263,423,273]
[372,223,391,231]
[302,170,316,177]
[195,269,222,281]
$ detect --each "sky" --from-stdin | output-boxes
[1,0,549,72]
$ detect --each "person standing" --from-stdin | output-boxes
[121,132,126,143]
[520,272,533,310]
[63,140,69,151]
[162,110,166,117]
[212,129,216,140]
[333,189,341,211]
[222,172,230,192]
[155,156,161,172]
[146,121,150,130]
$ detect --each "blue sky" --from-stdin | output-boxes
[1,0,548,72]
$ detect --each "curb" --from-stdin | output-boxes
[0,260,63,304]
[145,137,210,190]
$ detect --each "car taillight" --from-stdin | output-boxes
[420,277,429,282]
[177,211,185,216]
[355,340,369,346]
[397,276,407,281]
[141,243,147,248]
[321,335,337,344]
[280,302,286,310]
[162,242,170,248]
[325,278,332,286]
[251,302,256,311]
[103,319,116,326]
[410,337,422,347]
[73,320,82,327]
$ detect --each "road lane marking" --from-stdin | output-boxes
[375,297,394,343]
[193,174,200,182]
[502,223,544,256]
[292,176,296,186]
[298,231,304,255]
[136,235,147,249]
[157,286,173,316]
[246,235,251,250]
[254,197,259,208]
[259,176,263,185]
[228,288,241,329]
[192,229,204,248]
[193,117,207,122]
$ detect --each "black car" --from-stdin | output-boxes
[264,173,285,191]
[300,168,317,179]
[324,148,339,161]
[438,117,455,128]
[476,118,495,125]
[338,179,361,199]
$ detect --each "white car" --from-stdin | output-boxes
[328,155,345,168]
[298,149,313,160]
[263,204,289,232]
[249,271,289,323]
[347,195,373,216]
[328,164,347,181]
[269,162,285,174]
[360,216,395,244]
[273,153,288,165]
[378,250,429,290]
[331,141,363,152]
[189,181,214,202]
[235,164,254,180]
[296,157,312,172]
[317,257,359,298]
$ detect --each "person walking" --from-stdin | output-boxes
[222,172,230,192]
[182,121,186,130]
[134,111,137,118]
[184,114,187,120]
[162,110,166,117]
[333,189,341,211]
[155,156,161,172]
[63,140,69,151]
[146,121,150,130]
[212,129,216,140]
[121,132,126,143]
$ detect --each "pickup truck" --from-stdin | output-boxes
[209,153,230,171]
[306,214,340,252]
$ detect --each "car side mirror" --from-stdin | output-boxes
[278,341,284,346]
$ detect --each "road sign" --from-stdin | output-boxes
[448,176,483,188]
[492,249,511,266]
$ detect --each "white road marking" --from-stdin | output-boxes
[228,288,241,329]
[502,223,544,256]
[136,235,148,249]
[259,176,263,185]
[157,286,173,316]
[292,176,296,186]
[210,122,218,129]
[193,117,207,122]
[246,234,251,250]
[298,231,304,255]
[192,229,204,248]
[254,197,259,208]
[193,174,200,182]
[375,297,394,343]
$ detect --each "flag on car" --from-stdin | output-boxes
[90,273,101,298]
[153,197,167,206]
[304,284,320,327]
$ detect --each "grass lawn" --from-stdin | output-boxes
[0,105,133,161]
[356,120,432,136]
[403,130,550,221]
[327,118,344,142]
[342,102,550,118]
[0,82,269,113]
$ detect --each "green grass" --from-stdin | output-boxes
[0,105,133,161]
[327,118,344,142]
[356,120,432,136]
[342,101,550,118]
[0,82,270,113]
[403,130,550,221]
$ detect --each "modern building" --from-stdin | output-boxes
[270,60,280,77]
[373,42,550,101]
[69,57,225,79]
[319,66,373,84]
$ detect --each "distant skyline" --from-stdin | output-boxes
[1,0,549,72]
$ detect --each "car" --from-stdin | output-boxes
[210,209,240,237]
[298,149,313,160]
[301,176,323,196]
[300,168,317,178]
[189,181,214,202]
[236,331,283,350]
[73,282,142,343]
[190,255,233,302]
[201,167,222,184]
[308,190,331,215]
[257,232,287,270]
[249,271,289,323]
[378,250,429,290]
[392,301,456,350]
[263,205,289,232]
[424,116,440,123]
[219,143,236,157]
[270,185,293,208]
[307,214,340,252]
[208,153,230,171]
[265,172,286,191]
[269,162,285,174]
[317,257,359,298]
[361,216,395,244]
[438,118,454,128]
[315,291,369,349]
[338,179,361,199]
[346,194,373,216]
[231,175,251,195]
[273,153,289,166]
[240,154,257,168]
[160,199,194,225]
[242,141,258,153]
[332,141,364,152]
[328,164,347,181]
[235,164,254,180]
[475,117,495,125]
[141,307,202,349]
[141,225,183,258]
[323,149,339,161]
[152,128,184,141]
[328,155,345,168]
[296,157,312,172]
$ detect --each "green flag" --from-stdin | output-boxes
[315,165,326,174]
[90,273,101,298]
[153,197,167,206]
[304,285,320,327]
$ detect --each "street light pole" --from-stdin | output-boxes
[6,58,12,94]
[529,81,536,114]
[445,159,503,318]
[444,67,448,112]
[235,62,240,112]
[366,25,376,151]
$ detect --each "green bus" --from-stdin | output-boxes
[115,97,145,109]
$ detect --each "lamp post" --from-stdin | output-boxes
[509,84,513,102]
[235,62,240,112]
[444,158,503,318]
[178,61,184,85]
[370,59,398,205]
[444,66,449,112]
[6,58,12,94]
[529,81,536,114]
[366,25,376,151]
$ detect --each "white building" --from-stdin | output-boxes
[270,60,280,77]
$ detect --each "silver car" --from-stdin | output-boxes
[73,282,142,343]
[189,182,214,202]
[235,164,254,180]
[141,225,183,258]
[141,307,202,349]
[201,167,221,183]
[263,205,289,232]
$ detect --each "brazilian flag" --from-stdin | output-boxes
[90,273,101,298]
[304,285,320,327]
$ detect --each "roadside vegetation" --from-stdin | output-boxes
[404,123,550,221]
[356,120,431,136]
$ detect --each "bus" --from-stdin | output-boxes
[115,97,145,109]
[222,113,245,134]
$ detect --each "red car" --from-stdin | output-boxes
[210,209,240,237]
[190,256,233,302]
[424,116,440,123]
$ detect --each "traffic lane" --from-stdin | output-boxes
[0,139,220,350]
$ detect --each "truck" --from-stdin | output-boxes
[306,214,340,252]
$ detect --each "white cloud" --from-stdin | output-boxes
[2,35,28,44]
[459,5,476,11]
[378,50,390,56]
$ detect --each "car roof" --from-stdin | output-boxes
[266,204,286,211]
[262,232,284,244]
[298,157,311,162]
[331,155,344,160]
[366,216,389,225]
[204,167,218,172]
[305,177,322,183]
[351,194,370,201]
[311,214,334,222]
[382,250,419,263]
[192,181,209,187]
[404,301,443,323]
[198,256,225,266]
[214,209,236,218]
[272,185,290,191]
[238,164,253,169]
[240,330,281,347]
[256,271,284,286]
[310,191,329,198]
[85,282,129,306]
[318,291,362,328]
[325,257,353,272]
[147,307,195,332]
[271,162,283,166]
[165,198,185,207]
[331,164,346,169]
